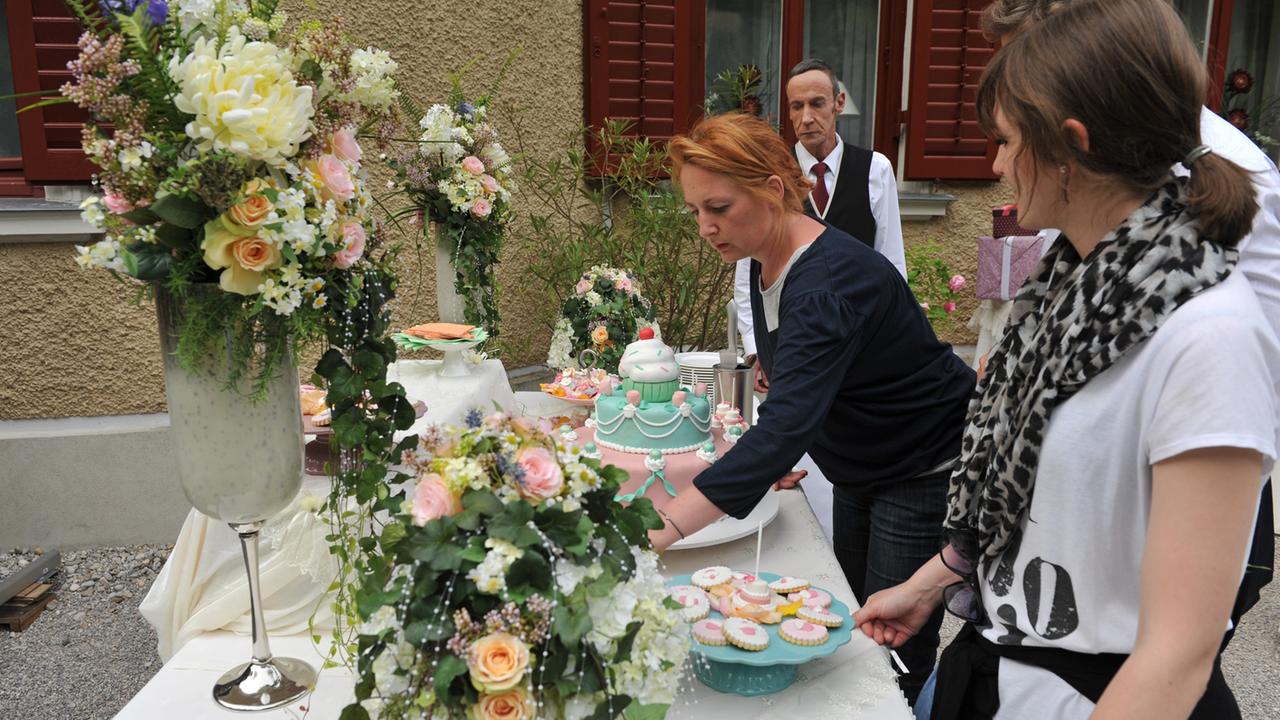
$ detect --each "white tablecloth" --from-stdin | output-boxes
[140,359,517,660]
[124,491,909,719]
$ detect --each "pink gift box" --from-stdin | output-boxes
[976,235,1044,300]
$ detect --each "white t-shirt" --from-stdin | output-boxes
[758,244,812,332]
[977,272,1280,719]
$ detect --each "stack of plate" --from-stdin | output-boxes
[675,351,740,406]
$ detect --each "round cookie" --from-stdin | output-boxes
[768,576,809,594]
[668,585,710,622]
[723,617,769,651]
[796,605,843,628]
[691,618,727,646]
[779,618,829,646]
[738,579,772,605]
[787,588,832,608]
[691,565,733,590]
[731,571,757,587]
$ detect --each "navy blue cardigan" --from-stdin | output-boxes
[693,227,976,518]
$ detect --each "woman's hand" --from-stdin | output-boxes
[772,469,807,490]
[853,554,954,648]
[753,362,770,393]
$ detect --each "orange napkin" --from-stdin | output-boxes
[299,385,328,415]
[404,322,476,340]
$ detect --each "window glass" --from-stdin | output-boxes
[1173,0,1213,61]
[705,1,782,125]
[1223,0,1280,162]
[0,1,21,158]
[803,0,879,149]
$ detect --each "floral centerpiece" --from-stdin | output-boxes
[386,64,516,338]
[352,412,689,719]
[547,266,658,373]
[63,0,402,393]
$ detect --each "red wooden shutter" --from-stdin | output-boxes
[583,0,705,148]
[903,0,998,181]
[7,0,95,184]
[1203,0,1236,112]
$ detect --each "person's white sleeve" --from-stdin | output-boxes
[869,152,907,279]
[734,257,757,355]
[1145,312,1278,469]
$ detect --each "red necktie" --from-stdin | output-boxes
[811,161,830,215]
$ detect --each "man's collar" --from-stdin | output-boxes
[794,134,844,178]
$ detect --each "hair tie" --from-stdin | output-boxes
[1183,144,1212,167]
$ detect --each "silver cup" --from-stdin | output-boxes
[713,363,755,426]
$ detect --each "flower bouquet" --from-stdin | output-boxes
[353,412,689,719]
[386,63,516,338]
[547,266,658,374]
[64,0,401,393]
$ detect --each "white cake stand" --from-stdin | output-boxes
[392,329,488,378]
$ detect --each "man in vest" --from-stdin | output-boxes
[734,57,906,383]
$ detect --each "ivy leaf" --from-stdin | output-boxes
[352,348,386,378]
[379,521,406,551]
[505,552,549,594]
[338,704,371,720]
[153,222,191,250]
[433,654,467,698]
[332,408,368,450]
[623,703,670,720]
[613,620,644,664]
[122,242,172,280]
[150,193,212,229]
[463,490,504,517]
[552,604,593,647]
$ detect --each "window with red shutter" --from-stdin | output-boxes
[583,0,705,151]
[903,0,998,181]
[7,0,95,185]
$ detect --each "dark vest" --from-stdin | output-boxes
[800,141,877,249]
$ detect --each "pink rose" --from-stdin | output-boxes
[461,155,486,175]
[480,174,499,193]
[313,155,355,203]
[944,302,957,314]
[102,193,134,214]
[919,302,930,312]
[948,274,966,292]
[412,473,461,525]
[471,198,493,218]
[516,447,563,502]
[331,127,363,166]
[617,277,633,293]
[575,279,592,295]
[333,221,367,269]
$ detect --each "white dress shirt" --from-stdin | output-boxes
[733,135,906,354]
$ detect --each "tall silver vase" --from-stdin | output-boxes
[156,286,317,710]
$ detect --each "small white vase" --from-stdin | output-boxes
[434,225,468,324]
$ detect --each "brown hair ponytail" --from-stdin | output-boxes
[1187,152,1258,247]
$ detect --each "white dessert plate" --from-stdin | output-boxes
[668,490,780,551]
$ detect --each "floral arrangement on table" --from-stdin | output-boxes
[547,266,659,374]
[61,0,403,395]
[350,411,689,720]
[905,241,966,330]
[386,62,517,339]
[1220,68,1279,153]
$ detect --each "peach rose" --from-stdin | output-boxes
[461,155,486,176]
[102,193,134,214]
[312,154,355,203]
[201,219,283,295]
[333,221,367,269]
[228,193,273,230]
[590,325,609,345]
[467,633,530,692]
[468,686,534,720]
[412,473,461,525]
[515,447,563,502]
[331,127,363,166]
[480,174,499,193]
[471,198,493,218]
[232,237,279,272]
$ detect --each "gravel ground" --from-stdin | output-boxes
[0,540,1276,719]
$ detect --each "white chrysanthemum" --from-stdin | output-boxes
[418,104,466,166]
[547,318,575,369]
[345,47,399,108]
[169,28,314,165]
[173,0,247,34]
[584,291,603,308]
[480,141,511,175]
[74,237,125,272]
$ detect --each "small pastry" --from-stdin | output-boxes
[788,588,833,608]
[691,565,733,591]
[779,618,829,646]
[691,618,727,646]
[796,605,844,628]
[668,585,710,622]
[723,617,769,651]
[738,579,772,605]
[732,571,757,587]
[768,576,809,594]
[310,408,332,426]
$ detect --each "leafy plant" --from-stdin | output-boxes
[905,240,966,330]
[512,117,735,356]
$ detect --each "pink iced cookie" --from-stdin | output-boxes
[691,618,727,646]
[787,588,832,608]
[779,618,829,646]
[796,605,844,628]
[668,585,710,622]
[768,576,809,594]
[723,617,769,651]
[732,571,757,586]
[691,565,733,590]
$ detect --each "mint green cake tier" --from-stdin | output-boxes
[620,377,680,403]
[593,390,712,453]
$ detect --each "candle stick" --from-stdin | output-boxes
[753,520,763,579]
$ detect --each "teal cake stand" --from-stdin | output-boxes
[668,572,853,696]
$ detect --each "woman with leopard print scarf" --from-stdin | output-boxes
[852,1,1277,719]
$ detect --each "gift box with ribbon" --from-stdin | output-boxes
[976,235,1044,300]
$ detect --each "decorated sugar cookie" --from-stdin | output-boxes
[796,605,843,628]
[737,579,772,605]
[723,617,769,651]
[691,565,733,590]
[691,618,727,646]
[779,618,829,646]
[668,585,710,622]
[768,576,809,594]
[787,588,832,608]
[731,571,757,587]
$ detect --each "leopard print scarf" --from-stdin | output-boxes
[945,175,1238,564]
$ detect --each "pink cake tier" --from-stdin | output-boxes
[573,426,734,512]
